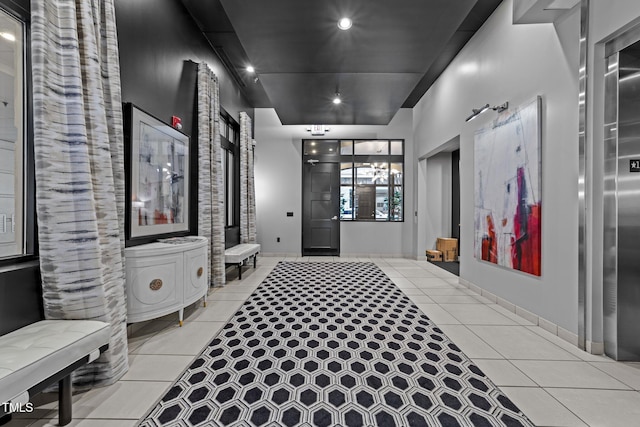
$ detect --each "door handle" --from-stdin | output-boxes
[331,216,338,221]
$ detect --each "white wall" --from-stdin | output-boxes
[412,0,580,333]
[255,108,414,257]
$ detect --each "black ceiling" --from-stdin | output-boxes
[181,0,502,125]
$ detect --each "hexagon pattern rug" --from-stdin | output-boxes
[140,262,533,427]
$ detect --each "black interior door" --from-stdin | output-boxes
[302,162,340,256]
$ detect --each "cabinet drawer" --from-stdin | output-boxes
[184,247,207,303]
[127,255,182,309]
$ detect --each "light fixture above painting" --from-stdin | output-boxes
[465,101,509,122]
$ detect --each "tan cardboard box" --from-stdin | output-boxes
[426,250,442,262]
[443,249,458,262]
[436,238,458,262]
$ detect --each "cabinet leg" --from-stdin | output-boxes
[179,308,184,327]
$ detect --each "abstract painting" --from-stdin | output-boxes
[474,97,541,276]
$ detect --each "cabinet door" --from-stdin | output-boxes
[126,253,182,320]
[183,246,208,304]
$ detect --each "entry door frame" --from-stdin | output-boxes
[301,140,341,256]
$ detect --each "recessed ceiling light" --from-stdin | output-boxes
[337,17,352,30]
[246,65,255,73]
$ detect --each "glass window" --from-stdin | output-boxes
[354,162,390,186]
[340,140,353,155]
[303,140,338,156]
[340,186,353,220]
[390,163,403,184]
[354,140,389,155]
[355,163,374,185]
[355,185,375,219]
[226,151,234,227]
[305,139,403,222]
[0,10,24,258]
[374,187,388,220]
[390,140,403,155]
[228,124,235,143]
[335,140,403,222]
[389,163,403,221]
[352,163,393,220]
[220,110,240,228]
[219,118,228,139]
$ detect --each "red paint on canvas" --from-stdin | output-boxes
[511,167,541,276]
[481,214,498,264]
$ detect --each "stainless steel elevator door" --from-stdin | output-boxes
[616,43,640,360]
[604,39,640,361]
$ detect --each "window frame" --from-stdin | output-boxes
[0,1,36,267]
[219,108,240,245]
[303,139,405,223]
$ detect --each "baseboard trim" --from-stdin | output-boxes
[261,252,301,257]
[587,340,605,355]
[458,277,585,351]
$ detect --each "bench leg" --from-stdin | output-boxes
[238,263,242,280]
[59,374,72,426]
[254,254,257,268]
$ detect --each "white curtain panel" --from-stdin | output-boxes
[197,63,226,287]
[240,113,257,244]
[31,0,128,386]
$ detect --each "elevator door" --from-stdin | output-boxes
[604,39,640,360]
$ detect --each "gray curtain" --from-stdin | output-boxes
[240,113,257,243]
[248,138,257,243]
[197,63,226,287]
[31,0,128,386]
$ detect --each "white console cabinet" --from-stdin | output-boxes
[125,236,208,326]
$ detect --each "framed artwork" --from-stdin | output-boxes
[124,103,190,240]
[473,97,542,276]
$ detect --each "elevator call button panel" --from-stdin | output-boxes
[631,159,640,172]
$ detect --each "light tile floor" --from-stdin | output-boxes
[8,256,640,427]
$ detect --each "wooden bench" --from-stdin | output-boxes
[0,320,110,426]
[225,243,261,280]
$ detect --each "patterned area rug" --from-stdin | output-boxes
[140,262,533,427]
